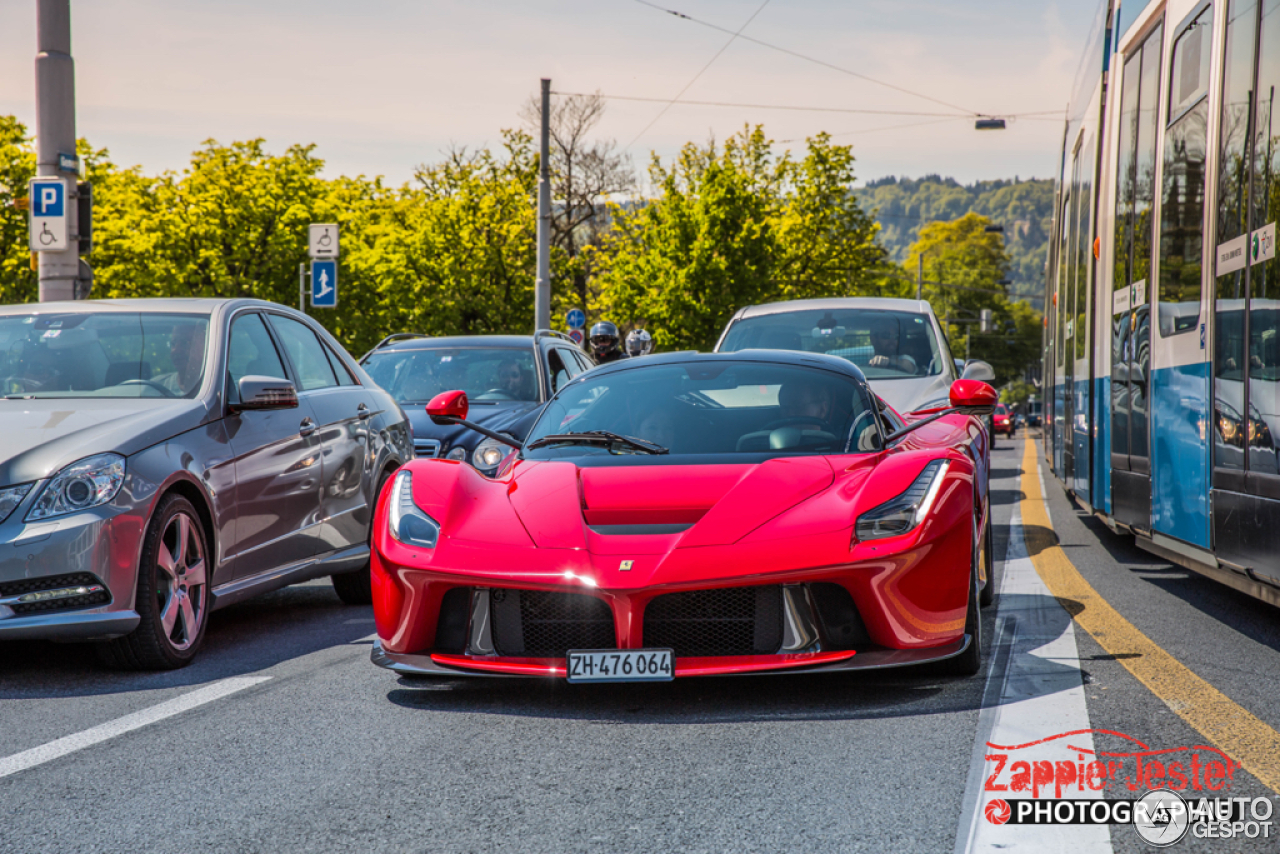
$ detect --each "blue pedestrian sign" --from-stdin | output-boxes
[566,308,586,330]
[28,177,69,252]
[311,260,337,308]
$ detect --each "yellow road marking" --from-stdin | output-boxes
[1019,437,1280,793]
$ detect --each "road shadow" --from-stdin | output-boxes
[1050,487,1280,656]
[384,593,1086,725]
[0,580,375,698]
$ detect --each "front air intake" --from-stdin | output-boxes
[643,585,783,657]
[490,589,616,657]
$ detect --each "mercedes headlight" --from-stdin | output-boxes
[27,453,126,521]
[0,483,33,523]
[472,437,508,470]
[445,446,467,462]
[387,469,440,548]
[855,460,949,541]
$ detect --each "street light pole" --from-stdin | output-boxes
[534,78,552,332]
[35,0,78,302]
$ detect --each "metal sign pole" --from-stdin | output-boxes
[534,78,552,332]
[299,263,307,313]
[35,0,78,301]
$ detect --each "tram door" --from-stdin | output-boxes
[1110,22,1163,530]
[1212,0,1280,585]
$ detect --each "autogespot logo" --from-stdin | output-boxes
[1133,789,1189,847]
[984,799,1011,825]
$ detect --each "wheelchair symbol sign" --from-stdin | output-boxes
[28,177,69,252]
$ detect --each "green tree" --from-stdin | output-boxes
[592,126,883,351]
[904,213,1041,385]
[0,116,37,305]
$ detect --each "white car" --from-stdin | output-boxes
[715,297,995,415]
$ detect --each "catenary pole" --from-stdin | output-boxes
[534,78,552,332]
[35,0,78,302]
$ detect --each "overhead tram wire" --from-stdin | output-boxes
[632,0,984,118]
[553,92,966,118]
[625,0,772,149]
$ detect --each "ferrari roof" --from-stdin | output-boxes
[584,348,868,382]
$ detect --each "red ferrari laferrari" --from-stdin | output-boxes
[370,351,995,682]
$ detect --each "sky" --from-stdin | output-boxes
[0,0,1104,187]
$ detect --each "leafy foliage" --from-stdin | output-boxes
[591,127,884,352]
[853,175,1054,303]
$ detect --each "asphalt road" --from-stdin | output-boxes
[2,434,1279,853]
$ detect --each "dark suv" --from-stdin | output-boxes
[360,331,594,475]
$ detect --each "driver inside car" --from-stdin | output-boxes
[155,323,207,397]
[778,377,834,432]
[867,316,919,374]
[495,359,530,399]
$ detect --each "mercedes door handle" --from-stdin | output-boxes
[299,418,317,437]
[357,404,372,420]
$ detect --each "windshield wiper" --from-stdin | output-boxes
[526,430,668,455]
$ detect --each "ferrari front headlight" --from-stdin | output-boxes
[27,453,126,521]
[855,460,949,541]
[387,469,440,548]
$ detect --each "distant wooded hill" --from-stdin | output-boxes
[853,175,1054,304]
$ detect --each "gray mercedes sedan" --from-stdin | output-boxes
[0,299,412,669]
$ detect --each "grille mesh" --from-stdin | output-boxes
[0,572,111,615]
[643,585,783,657]
[491,589,616,657]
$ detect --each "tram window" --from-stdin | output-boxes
[1158,99,1208,337]
[1158,12,1211,338]
[1169,11,1212,119]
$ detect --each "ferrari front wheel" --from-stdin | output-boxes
[947,520,984,676]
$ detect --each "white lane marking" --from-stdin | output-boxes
[0,677,270,779]
[953,481,1111,852]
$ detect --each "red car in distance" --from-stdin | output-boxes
[993,403,1016,438]
[369,352,995,683]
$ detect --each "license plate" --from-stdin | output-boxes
[566,649,674,683]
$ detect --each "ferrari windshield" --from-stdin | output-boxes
[524,360,879,459]
[363,347,539,403]
[0,312,210,399]
[719,308,945,379]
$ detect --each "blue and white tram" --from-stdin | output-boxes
[1045,0,1280,607]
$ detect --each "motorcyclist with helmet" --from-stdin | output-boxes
[589,321,628,364]
[625,329,653,358]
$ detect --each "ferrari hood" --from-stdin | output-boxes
[506,457,836,552]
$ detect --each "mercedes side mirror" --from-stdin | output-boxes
[232,376,298,412]
[960,359,996,383]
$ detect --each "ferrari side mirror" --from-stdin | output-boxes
[949,379,997,411]
[425,389,521,451]
[427,390,469,424]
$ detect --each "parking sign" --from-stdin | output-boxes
[29,177,69,252]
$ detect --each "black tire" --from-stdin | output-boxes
[979,510,995,608]
[98,494,210,670]
[331,469,393,605]
[946,520,984,676]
